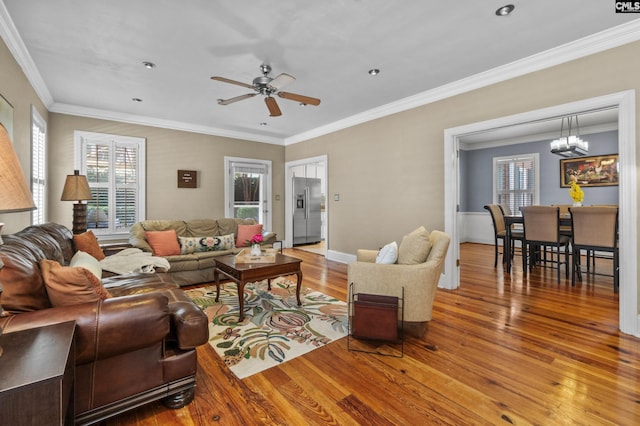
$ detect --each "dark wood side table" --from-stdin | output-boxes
[0,321,76,425]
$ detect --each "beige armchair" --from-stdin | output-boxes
[347,229,450,338]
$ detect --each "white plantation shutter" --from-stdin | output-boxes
[31,107,46,225]
[493,154,539,214]
[76,132,145,237]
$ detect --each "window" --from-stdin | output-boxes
[75,131,145,238]
[224,157,272,231]
[31,107,46,225]
[493,153,540,214]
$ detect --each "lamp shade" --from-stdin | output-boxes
[0,123,36,213]
[61,170,92,202]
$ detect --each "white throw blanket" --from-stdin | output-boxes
[100,248,171,275]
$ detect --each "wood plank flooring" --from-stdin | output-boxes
[107,244,639,425]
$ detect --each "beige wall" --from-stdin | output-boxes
[0,37,48,234]
[287,41,640,257]
[47,113,286,240]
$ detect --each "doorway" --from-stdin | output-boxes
[443,91,638,337]
[285,155,328,256]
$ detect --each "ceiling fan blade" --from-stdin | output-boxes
[218,93,256,105]
[265,97,282,117]
[211,76,255,90]
[267,73,295,91]
[277,91,321,106]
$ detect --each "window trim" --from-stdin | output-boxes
[30,106,46,225]
[74,131,146,240]
[492,153,540,213]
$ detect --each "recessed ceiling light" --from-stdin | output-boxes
[132,98,143,102]
[299,103,307,107]
[368,68,380,76]
[495,4,515,16]
[142,61,156,69]
[259,122,268,126]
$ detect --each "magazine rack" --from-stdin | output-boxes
[347,283,404,358]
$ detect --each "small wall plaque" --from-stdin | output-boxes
[177,170,197,188]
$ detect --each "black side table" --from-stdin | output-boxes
[0,321,76,425]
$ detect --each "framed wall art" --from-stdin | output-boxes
[560,154,619,187]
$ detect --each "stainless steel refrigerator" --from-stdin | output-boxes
[293,177,322,245]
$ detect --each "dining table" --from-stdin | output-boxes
[503,213,572,274]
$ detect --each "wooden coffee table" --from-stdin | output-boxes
[213,253,303,320]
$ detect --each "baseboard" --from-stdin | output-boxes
[327,250,356,264]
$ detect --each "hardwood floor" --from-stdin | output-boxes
[108,244,639,425]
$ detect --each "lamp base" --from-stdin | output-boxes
[72,203,88,234]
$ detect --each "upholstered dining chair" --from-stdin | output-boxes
[484,204,523,268]
[569,206,619,293]
[521,206,571,283]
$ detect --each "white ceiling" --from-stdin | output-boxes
[1,1,639,145]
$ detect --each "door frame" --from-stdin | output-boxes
[285,155,328,253]
[443,90,638,337]
[224,156,273,232]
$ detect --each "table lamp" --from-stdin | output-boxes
[60,170,93,234]
[0,123,37,357]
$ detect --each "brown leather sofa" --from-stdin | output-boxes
[0,223,209,425]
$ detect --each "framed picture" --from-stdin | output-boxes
[560,154,619,187]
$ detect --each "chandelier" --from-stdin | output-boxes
[550,115,588,157]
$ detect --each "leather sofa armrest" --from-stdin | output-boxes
[162,289,209,350]
[0,293,170,364]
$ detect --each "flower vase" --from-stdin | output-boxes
[573,201,583,207]
[250,244,262,256]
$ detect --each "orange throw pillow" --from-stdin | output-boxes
[236,224,263,247]
[40,259,111,307]
[145,229,181,256]
[73,230,106,260]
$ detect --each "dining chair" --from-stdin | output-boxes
[569,206,619,293]
[484,204,523,268]
[521,206,571,283]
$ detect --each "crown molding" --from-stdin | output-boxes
[285,20,640,145]
[0,1,53,106]
[50,102,285,145]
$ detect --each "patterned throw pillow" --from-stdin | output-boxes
[179,234,235,254]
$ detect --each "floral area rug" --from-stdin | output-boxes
[185,278,348,379]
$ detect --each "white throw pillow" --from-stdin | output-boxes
[70,250,103,281]
[376,241,398,264]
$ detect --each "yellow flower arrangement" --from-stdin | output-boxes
[569,180,584,203]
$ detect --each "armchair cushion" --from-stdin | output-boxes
[397,226,432,265]
[376,241,398,264]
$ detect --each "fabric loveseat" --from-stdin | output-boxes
[0,223,209,425]
[129,218,277,286]
[347,226,450,338]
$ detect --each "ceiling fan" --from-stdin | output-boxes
[211,64,321,117]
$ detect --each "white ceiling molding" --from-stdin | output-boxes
[285,20,640,146]
[49,102,284,145]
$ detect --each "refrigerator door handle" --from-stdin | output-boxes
[305,187,310,219]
